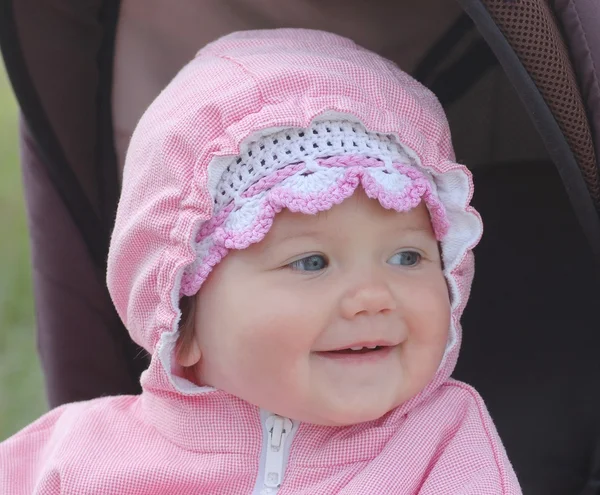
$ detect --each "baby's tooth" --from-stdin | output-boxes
[367,346,377,349]
[350,346,364,351]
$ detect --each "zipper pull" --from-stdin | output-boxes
[264,415,293,489]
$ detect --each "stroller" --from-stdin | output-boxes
[1,1,600,493]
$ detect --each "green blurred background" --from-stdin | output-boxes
[0,60,47,441]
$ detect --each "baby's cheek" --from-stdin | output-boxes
[235,317,295,360]
[407,284,450,339]
[240,316,314,386]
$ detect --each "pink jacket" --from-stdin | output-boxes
[0,30,521,494]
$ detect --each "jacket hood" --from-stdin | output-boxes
[107,29,482,410]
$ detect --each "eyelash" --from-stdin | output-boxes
[288,254,329,272]
[388,250,422,267]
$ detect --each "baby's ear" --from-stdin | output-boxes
[175,296,202,367]
[176,337,202,367]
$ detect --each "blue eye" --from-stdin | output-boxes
[289,254,328,272]
[388,251,421,267]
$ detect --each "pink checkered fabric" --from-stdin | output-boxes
[0,29,521,494]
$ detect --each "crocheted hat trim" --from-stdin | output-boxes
[212,120,414,213]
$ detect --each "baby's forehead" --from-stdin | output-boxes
[266,193,435,242]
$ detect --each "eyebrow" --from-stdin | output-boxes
[395,225,434,235]
[259,230,324,252]
[260,223,433,253]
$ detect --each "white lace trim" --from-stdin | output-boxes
[214,120,414,212]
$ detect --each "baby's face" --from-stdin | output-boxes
[188,189,450,425]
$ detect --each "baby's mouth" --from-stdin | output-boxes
[327,345,384,355]
[315,344,396,362]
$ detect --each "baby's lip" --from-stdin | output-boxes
[317,340,400,352]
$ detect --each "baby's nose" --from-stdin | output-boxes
[339,283,397,319]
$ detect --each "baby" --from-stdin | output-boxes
[0,29,521,494]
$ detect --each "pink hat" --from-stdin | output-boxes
[106,29,482,395]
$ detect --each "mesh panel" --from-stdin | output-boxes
[483,0,600,203]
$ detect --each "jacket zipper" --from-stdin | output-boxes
[254,412,297,495]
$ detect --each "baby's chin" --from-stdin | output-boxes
[292,397,403,427]
[306,410,394,427]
